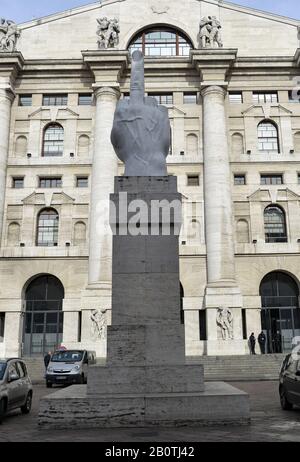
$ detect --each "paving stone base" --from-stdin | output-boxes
[38,382,250,428]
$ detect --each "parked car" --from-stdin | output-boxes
[0,358,33,424]
[279,353,300,410]
[46,350,96,388]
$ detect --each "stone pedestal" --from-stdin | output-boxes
[39,177,250,428]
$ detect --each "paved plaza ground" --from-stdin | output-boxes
[0,381,299,442]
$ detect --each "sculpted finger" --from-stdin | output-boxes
[130,50,145,104]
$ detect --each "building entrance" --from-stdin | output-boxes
[260,272,300,353]
[23,275,64,357]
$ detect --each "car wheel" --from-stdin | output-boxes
[80,374,85,384]
[280,388,293,410]
[0,399,6,424]
[46,382,52,389]
[21,392,32,415]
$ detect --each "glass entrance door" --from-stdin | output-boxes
[23,275,65,357]
[261,307,300,354]
[23,310,63,356]
[260,272,300,354]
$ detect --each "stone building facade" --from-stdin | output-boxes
[0,0,300,358]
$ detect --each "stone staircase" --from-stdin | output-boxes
[24,354,286,384]
[187,354,286,381]
[23,357,46,384]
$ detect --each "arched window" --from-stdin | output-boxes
[232,133,244,156]
[186,134,198,156]
[294,132,300,153]
[24,275,64,356]
[258,121,280,153]
[264,205,287,243]
[37,208,59,247]
[236,219,250,244]
[129,28,192,57]
[42,123,64,157]
[77,135,90,157]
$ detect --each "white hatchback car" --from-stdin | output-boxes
[0,358,33,424]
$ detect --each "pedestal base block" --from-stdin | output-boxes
[39,382,250,429]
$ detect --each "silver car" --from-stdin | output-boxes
[0,358,33,424]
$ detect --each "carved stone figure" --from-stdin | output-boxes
[96,17,120,49]
[217,307,234,340]
[200,16,223,48]
[91,308,108,340]
[0,19,20,52]
[111,50,170,176]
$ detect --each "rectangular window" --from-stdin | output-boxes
[187,175,200,186]
[19,95,32,107]
[78,94,93,105]
[229,92,243,104]
[150,93,173,105]
[199,311,207,341]
[12,177,24,189]
[0,313,4,342]
[78,311,82,343]
[260,174,283,185]
[76,176,89,188]
[39,177,62,188]
[242,309,247,340]
[253,91,278,104]
[183,93,198,104]
[234,174,246,185]
[43,94,68,106]
[288,90,300,103]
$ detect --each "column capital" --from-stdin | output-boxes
[0,76,16,102]
[93,86,120,100]
[201,85,227,98]
[191,48,237,87]
[82,50,129,88]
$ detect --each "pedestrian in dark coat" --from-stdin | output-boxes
[258,331,266,354]
[249,333,256,355]
[44,351,52,369]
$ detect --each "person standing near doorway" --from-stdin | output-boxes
[44,351,52,371]
[274,331,282,353]
[249,333,256,355]
[258,331,266,354]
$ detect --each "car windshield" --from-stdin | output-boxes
[0,362,7,380]
[51,351,84,363]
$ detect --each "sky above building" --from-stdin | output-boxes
[0,0,299,23]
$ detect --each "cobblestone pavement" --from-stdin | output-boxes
[0,381,299,442]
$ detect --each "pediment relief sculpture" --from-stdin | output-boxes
[97,17,120,49]
[0,19,20,52]
[199,16,223,48]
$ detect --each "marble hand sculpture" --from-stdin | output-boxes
[111,50,171,176]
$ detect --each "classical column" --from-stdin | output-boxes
[201,85,236,286]
[0,84,14,241]
[88,86,120,286]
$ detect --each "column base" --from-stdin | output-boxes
[204,285,243,308]
[205,340,248,356]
